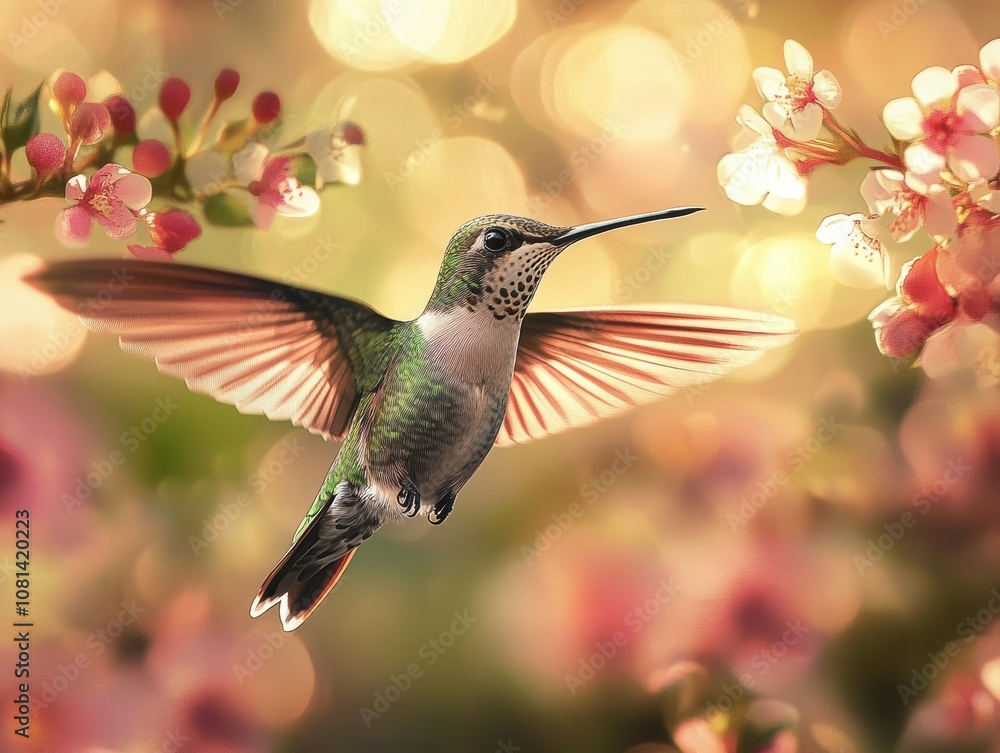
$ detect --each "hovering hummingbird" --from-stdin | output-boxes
[27,207,795,631]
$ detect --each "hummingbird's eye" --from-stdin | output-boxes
[483,228,511,254]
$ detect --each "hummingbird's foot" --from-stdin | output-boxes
[428,493,456,526]
[397,477,421,518]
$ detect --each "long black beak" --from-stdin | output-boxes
[554,206,705,246]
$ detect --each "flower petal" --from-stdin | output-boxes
[233,142,269,184]
[883,97,924,140]
[825,220,890,289]
[761,100,790,131]
[54,205,94,247]
[812,70,842,109]
[249,197,276,230]
[717,147,773,206]
[860,170,898,215]
[112,172,153,210]
[95,199,138,239]
[275,182,320,217]
[786,101,823,141]
[768,155,806,200]
[783,39,813,78]
[185,151,231,195]
[904,141,946,181]
[948,134,1000,182]
[736,105,773,139]
[815,214,856,244]
[911,66,958,107]
[65,173,87,203]
[979,38,1000,82]
[922,188,958,240]
[752,67,787,102]
[956,83,1000,131]
[762,190,806,216]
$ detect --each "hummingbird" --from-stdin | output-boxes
[26,207,795,631]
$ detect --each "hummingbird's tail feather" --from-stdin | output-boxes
[250,480,382,631]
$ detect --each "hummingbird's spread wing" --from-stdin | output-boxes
[26,259,398,440]
[496,306,797,445]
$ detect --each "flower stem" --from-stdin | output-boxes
[823,111,904,170]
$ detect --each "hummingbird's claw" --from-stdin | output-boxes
[428,493,456,526]
[397,477,421,518]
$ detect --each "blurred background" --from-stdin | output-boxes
[2,0,1000,751]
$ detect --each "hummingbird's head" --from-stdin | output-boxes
[425,207,705,320]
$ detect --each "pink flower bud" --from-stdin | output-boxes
[53,71,86,109]
[147,208,202,252]
[214,69,240,101]
[159,78,191,121]
[104,95,136,136]
[133,139,172,178]
[875,309,937,359]
[251,91,281,124]
[69,103,111,145]
[25,133,66,176]
[900,248,953,320]
[339,121,366,146]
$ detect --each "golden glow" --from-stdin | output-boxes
[309,0,515,69]
[0,254,87,378]
[551,26,691,141]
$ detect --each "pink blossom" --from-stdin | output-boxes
[233,143,319,229]
[869,248,956,358]
[752,39,842,142]
[980,39,1000,84]
[883,67,1000,192]
[860,169,958,242]
[921,319,1000,384]
[69,102,111,146]
[936,222,1000,293]
[717,105,806,215]
[815,213,891,289]
[55,164,153,247]
[144,208,202,252]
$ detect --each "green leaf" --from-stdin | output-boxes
[296,154,317,188]
[203,192,255,227]
[0,83,43,155]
